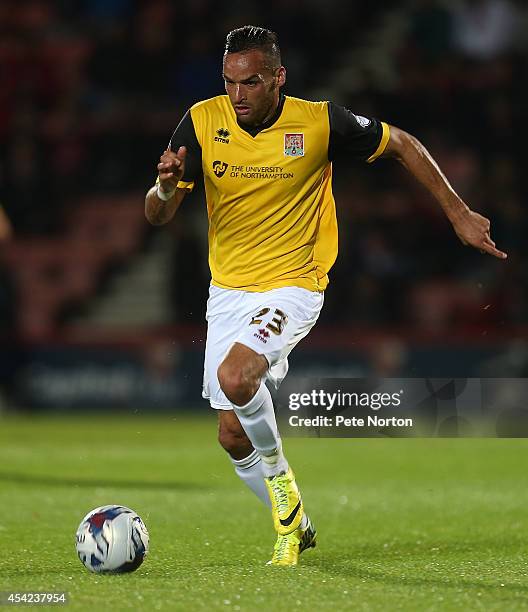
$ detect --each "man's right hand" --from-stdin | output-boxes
[157,146,187,195]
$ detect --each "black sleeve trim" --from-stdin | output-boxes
[169,110,202,183]
[328,102,384,162]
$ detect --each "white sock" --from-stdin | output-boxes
[232,382,289,478]
[259,443,289,478]
[230,449,271,508]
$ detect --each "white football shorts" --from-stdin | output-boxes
[202,284,324,410]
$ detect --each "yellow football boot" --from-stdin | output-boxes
[267,517,317,567]
[265,468,303,535]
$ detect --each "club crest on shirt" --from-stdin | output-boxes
[284,133,304,157]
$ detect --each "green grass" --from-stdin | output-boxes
[1,414,528,611]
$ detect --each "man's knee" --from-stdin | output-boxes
[217,361,253,406]
[217,344,267,405]
[218,414,253,459]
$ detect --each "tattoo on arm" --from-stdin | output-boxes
[145,187,181,225]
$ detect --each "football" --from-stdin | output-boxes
[75,505,149,573]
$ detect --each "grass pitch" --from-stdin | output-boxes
[1,414,528,611]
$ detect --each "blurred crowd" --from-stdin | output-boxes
[0,0,526,334]
[326,0,526,332]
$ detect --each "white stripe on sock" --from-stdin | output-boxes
[229,450,271,508]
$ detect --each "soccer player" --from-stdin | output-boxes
[145,26,506,566]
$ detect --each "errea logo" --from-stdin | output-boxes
[214,128,230,144]
[254,328,270,343]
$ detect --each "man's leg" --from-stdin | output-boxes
[216,394,316,567]
[217,409,270,507]
[202,286,275,509]
[217,342,304,535]
[209,286,322,564]
[217,343,289,477]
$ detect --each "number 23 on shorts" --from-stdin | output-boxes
[249,308,288,335]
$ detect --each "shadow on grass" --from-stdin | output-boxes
[0,471,204,491]
[304,543,528,598]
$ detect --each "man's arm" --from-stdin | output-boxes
[382,126,507,259]
[145,146,188,225]
[145,186,186,225]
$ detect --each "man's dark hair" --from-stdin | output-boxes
[224,26,281,70]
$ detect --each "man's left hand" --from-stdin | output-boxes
[452,210,507,259]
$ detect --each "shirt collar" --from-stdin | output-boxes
[237,94,286,137]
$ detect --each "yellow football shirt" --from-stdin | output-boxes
[169,94,389,292]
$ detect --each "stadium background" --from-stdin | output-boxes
[0,0,525,410]
[2,2,528,609]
